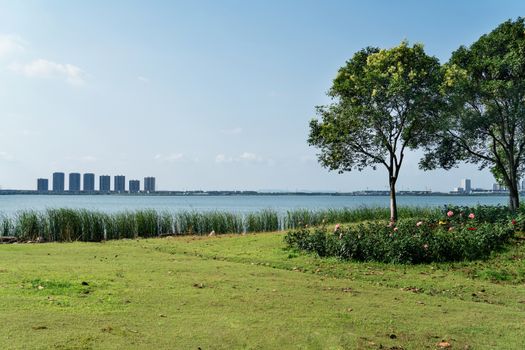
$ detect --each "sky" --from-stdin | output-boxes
[0,0,524,191]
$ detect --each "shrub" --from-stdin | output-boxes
[284,218,514,264]
[443,205,511,224]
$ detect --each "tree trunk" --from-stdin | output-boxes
[503,170,520,212]
[508,184,520,212]
[389,177,398,222]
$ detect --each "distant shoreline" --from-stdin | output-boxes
[0,189,513,197]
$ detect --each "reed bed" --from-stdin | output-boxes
[0,206,437,242]
[283,206,440,228]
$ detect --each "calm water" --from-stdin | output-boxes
[0,194,509,216]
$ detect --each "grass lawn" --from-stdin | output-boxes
[0,232,524,349]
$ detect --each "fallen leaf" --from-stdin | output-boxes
[438,341,451,348]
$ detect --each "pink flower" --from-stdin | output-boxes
[416,221,423,227]
[393,227,398,232]
[447,211,454,217]
[448,227,454,231]
[334,224,340,232]
[468,213,475,219]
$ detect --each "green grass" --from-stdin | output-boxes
[1,233,524,349]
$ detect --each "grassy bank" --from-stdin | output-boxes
[0,207,440,242]
[0,232,524,349]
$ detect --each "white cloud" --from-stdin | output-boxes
[215,152,273,165]
[215,154,233,163]
[155,153,186,162]
[219,127,242,135]
[0,151,15,162]
[0,34,24,57]
[9,59,87,86]
[239,152,258,161]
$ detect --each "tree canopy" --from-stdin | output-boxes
[421,18,525,211]
[309,42,443,220]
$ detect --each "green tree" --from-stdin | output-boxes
[309,42,443,221]
[421,18,525,211]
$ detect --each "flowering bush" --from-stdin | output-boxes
[284,218,514,264]
[443,205,509,224]
[442,205,525,231]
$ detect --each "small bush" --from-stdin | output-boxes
[285,218,514,264]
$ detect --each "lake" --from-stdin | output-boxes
[0,194,510,216]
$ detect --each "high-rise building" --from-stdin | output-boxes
[129,180,140,193]
[52,172,65,192]
[460,178,471,194]
[69,173,81,191]
[37,178,49,192]
[99,175,111,192]
[83,173,95,192]
[114,175,125,192]
[144,177,156,193]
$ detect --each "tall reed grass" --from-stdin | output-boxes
[0,206,437,242]
[283,206,440,228]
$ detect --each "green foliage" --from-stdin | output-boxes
[5,206,519,245]
[285,215,514,264]
[174,211,244,235]
[246,209,279,232]
[421,18,525,210]
[309,41,444,220]
[443,205,512,224]
[1,207,442,242]
[283,206,439,228]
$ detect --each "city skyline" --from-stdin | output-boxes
[37,172,156,193]
[32,173,525,195]
[1,2,525,191]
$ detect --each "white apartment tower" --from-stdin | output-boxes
[461,178,471,194]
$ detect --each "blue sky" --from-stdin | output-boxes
[0,1,524,191]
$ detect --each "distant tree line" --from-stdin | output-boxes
[309,18,525,220]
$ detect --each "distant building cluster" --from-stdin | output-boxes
[450,178,525,194]
[36,173,156,193]
[451,178,472,194]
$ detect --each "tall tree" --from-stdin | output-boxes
[420,18,525,211]
[309,42,443,221]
